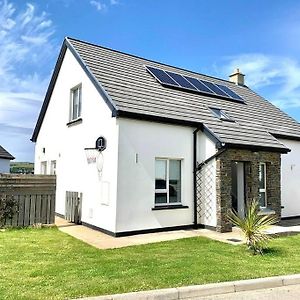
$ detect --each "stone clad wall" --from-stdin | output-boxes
[215,149,281,232]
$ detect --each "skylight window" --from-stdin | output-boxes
[210,108,233,122]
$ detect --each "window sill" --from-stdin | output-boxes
[258,208,276,216]
[67,118,82,127]
[152,205,189,211]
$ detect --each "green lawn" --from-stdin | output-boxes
[0,228,300,300]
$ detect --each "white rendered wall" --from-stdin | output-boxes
[34,49,119,233]
[0,159,10,173]
[115,119,217,233]
[279,139,300,218]
[196,132,217,227]
[197,132,216,162]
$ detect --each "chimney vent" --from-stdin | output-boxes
[229,68,245,86]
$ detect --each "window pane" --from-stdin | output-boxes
[72,87,81,119]
[155,193,167,204]
[211,108,222,118]
[169,160,181,203]
[41,162,47,175]
[50,160,56,175]
[78,88,81,116]
[220,111,230,120]
[259,164,265,189]
[259,192,266,207]
[155,160,167,189]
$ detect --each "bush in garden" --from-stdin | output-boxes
[0,194,18,227]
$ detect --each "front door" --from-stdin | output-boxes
[231,162,245,217]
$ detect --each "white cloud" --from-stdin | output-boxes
[0,1,56,161]
[89,0,118,12]
[219,54,300,109]
[20,3,34,27]
[90,0,106,11]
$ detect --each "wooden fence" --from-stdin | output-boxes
[0,174,56,227]
[65,191,82,224]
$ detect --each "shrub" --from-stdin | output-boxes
[0,194,18,227]
[228,200,277,254]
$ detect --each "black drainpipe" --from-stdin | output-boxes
[193,127,201,228]
[193,130,227,228]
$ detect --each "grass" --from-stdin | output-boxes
[1,228,300,300]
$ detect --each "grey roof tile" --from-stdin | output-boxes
[33,37,300,152]
[0,145,14,160]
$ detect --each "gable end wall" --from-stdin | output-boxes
[34,48,119,232]
[0,159,10,173]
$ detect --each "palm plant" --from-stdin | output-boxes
[228,200,277,254]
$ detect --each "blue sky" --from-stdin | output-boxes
[1,0,300,161]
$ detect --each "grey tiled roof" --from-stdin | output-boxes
[0,145,14,160]
[32,37,300,152]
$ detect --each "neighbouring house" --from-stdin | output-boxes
[0,145,14,173]
[31,37,300,236]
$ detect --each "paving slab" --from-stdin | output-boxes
[55,217,247,249]
[55,216,300,250]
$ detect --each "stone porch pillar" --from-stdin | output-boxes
[215,149,281,233]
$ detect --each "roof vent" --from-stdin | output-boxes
[229,68,245,86]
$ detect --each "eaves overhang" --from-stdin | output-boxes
[224,142,290,154]
[115,110,202,128]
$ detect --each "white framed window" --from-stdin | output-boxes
[41,161,47,175]
[155,159,181,205]
[70,84,82,121]
[50,160,56,175]
[259,162,267,207]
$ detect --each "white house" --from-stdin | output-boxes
[32,37,300,236]
[0,145,14,173]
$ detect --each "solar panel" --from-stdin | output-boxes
[184,76,213,93]
[145,65,244,102]
[216,84,243,101]
[200,80,229,97]
[166,71,197,90]
[146,66,179,86]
